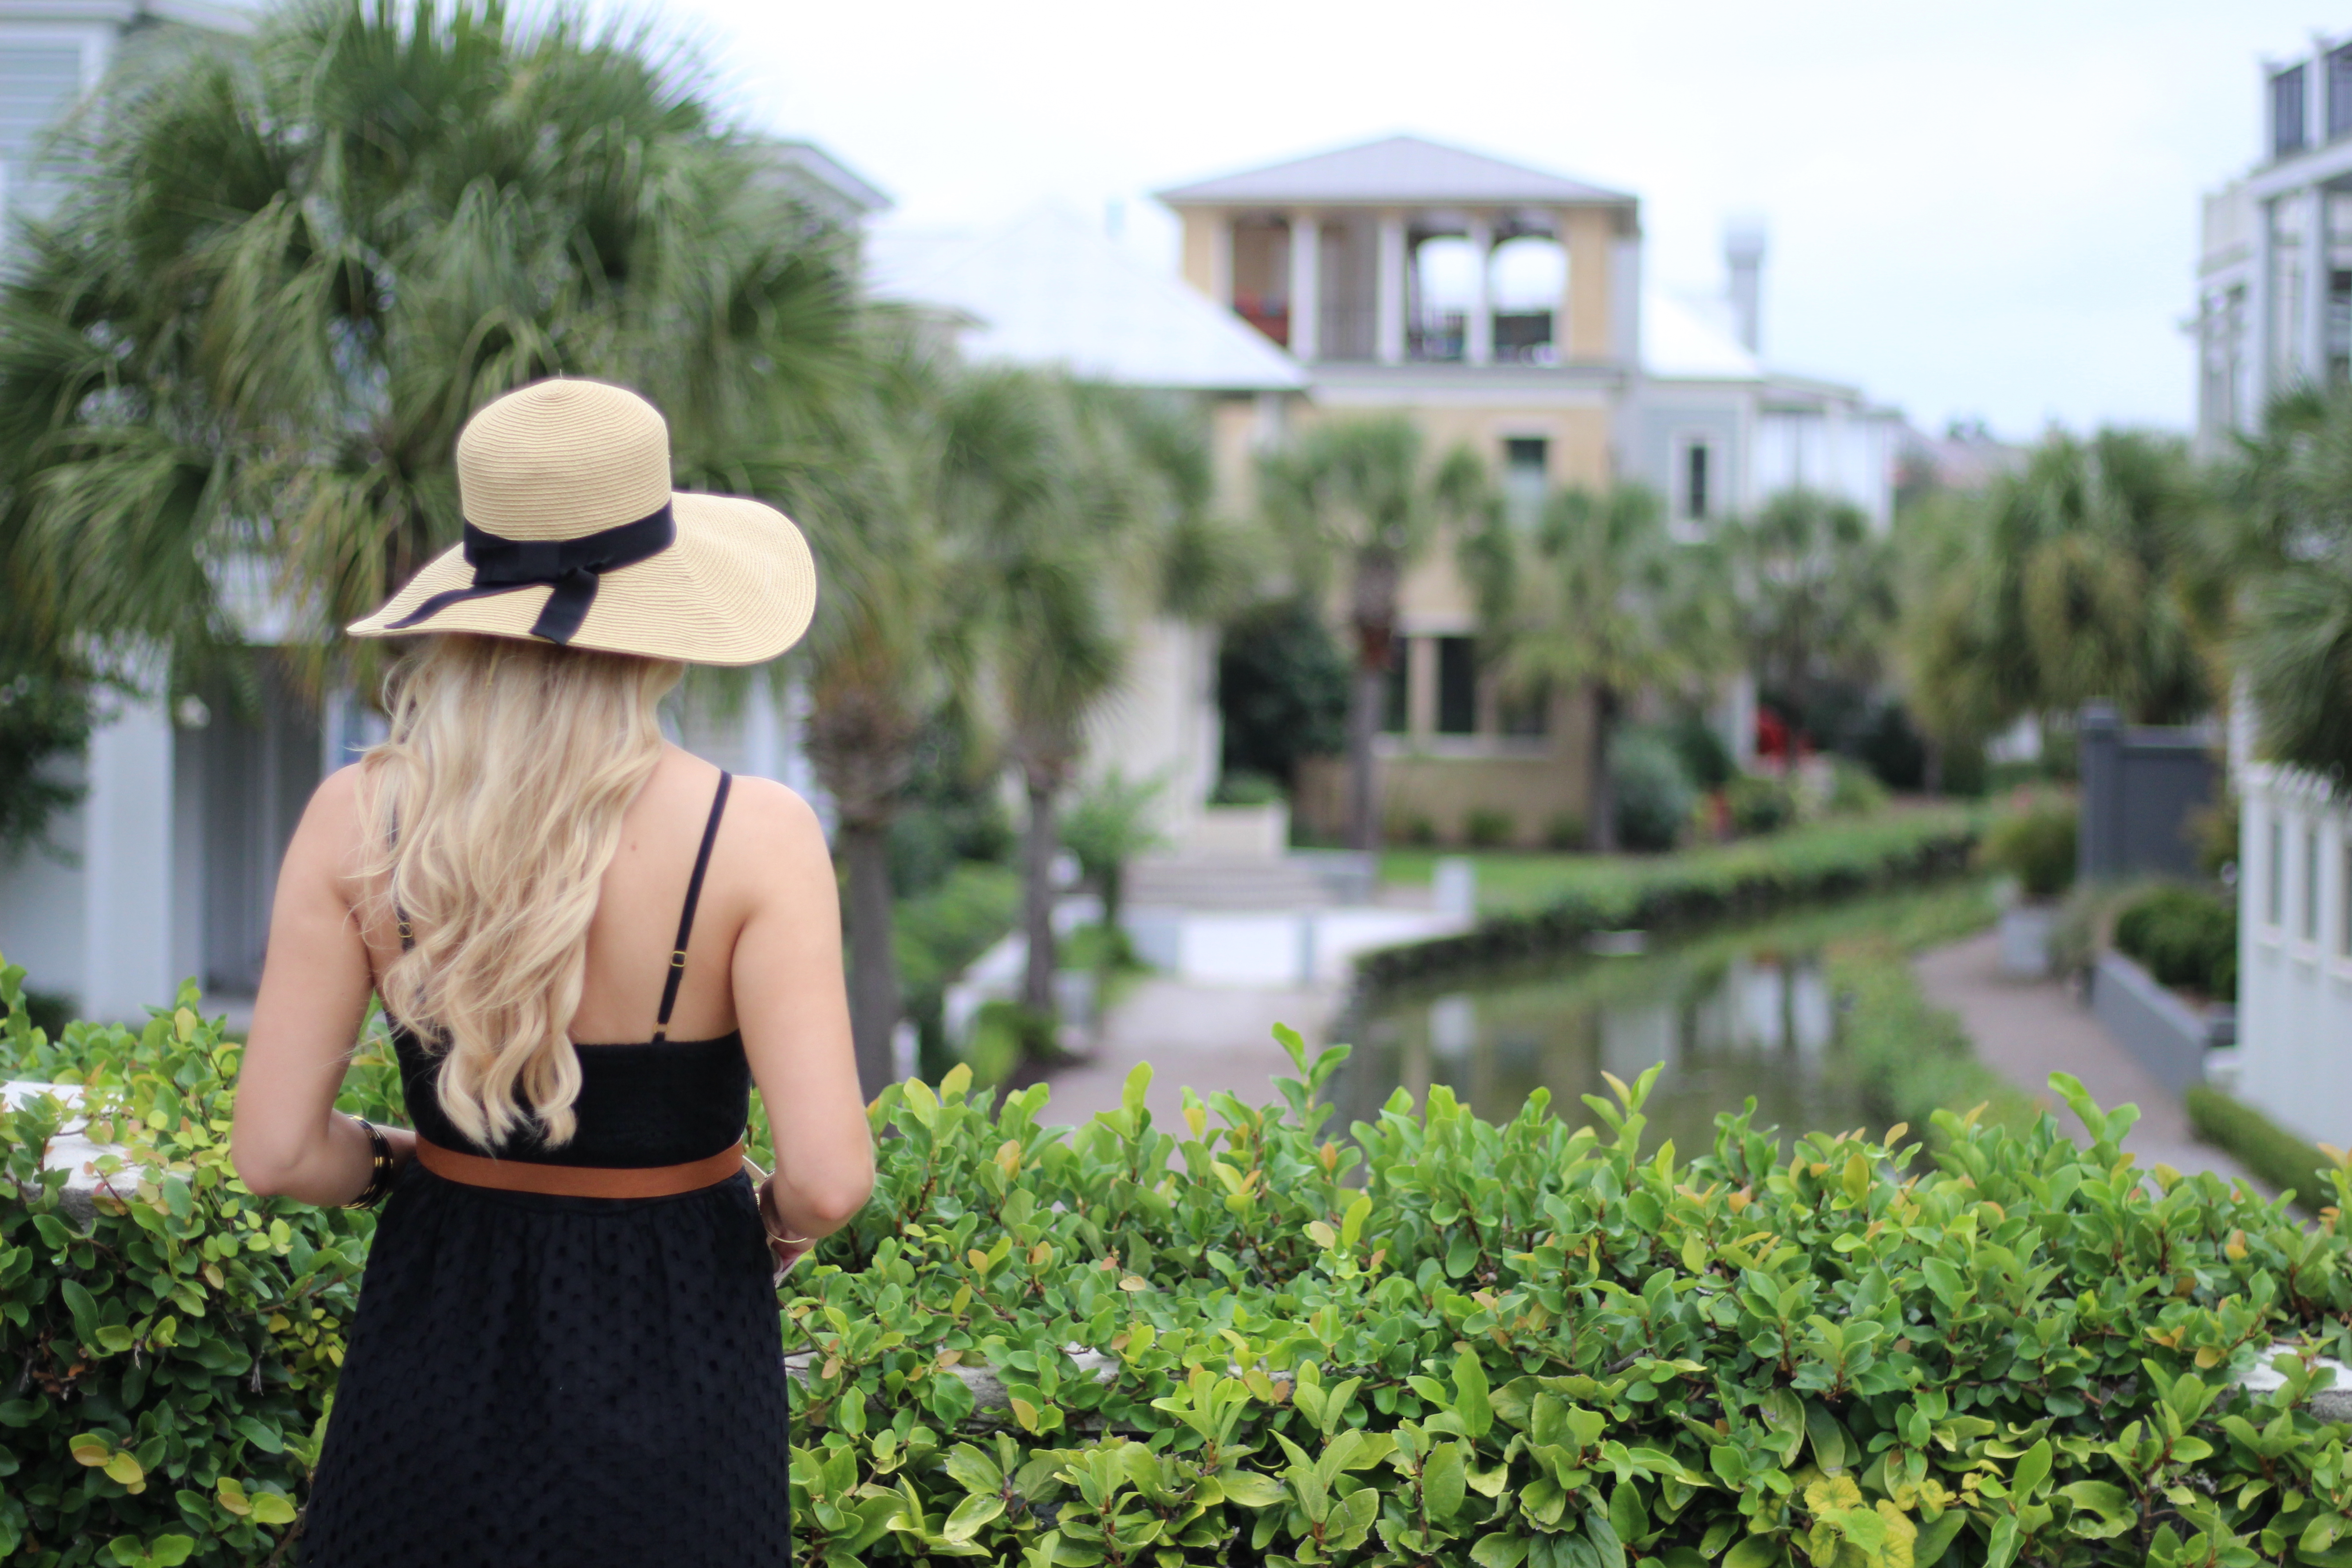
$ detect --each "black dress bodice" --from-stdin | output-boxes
[391,1026,751,1167]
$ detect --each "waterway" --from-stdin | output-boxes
[1327,886,1989,1158]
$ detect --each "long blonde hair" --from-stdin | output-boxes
[359,634,683,1148]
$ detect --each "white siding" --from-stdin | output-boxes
[2237,764,2352,1147]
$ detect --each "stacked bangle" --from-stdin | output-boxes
[346,1116,398,1209]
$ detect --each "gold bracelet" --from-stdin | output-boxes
[344,1116,397,1209]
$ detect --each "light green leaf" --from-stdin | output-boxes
[942,1493,1005,1545]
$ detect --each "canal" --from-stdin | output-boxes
[1327,886,1991,1156]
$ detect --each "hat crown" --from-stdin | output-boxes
[456,379,674,541]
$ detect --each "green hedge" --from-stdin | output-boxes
[14,957,2352,1568]
[2114,886,2238,1004]
[1361,817,1981,987]
[2186,1085,2333,1217]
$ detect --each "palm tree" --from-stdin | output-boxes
[1259,418,1485,851]
[792,335,980,1097]
[1898,430,2208,753]
[0,0,853,691]
[1725,489,1897,734]
[1460,483,1730,851]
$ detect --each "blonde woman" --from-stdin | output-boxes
[230,379,872,1567]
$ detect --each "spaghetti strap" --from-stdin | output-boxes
[653,771,731,1044]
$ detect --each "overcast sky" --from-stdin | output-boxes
[603,0,2327,440]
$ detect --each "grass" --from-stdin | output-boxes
[1378,804,1988,918]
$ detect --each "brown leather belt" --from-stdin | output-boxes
[414,1136,748,1198]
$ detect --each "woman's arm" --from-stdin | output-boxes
[231,766,415,1204]
[729,780,874,1245]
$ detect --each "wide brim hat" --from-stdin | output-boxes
[348,378,816,666]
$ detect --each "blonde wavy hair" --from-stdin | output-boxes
[358,634,683,1149]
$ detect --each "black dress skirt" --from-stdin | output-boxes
[298,1028,793,1567]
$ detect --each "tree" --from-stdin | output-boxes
[1060,770,1168,940]
[794,336,980,1097]
[955,376,1238,1020]
[1725,489,1896,745]
[1258,418,1484,851]
[2210,387,2352,776]
[1898,430,2209,752]
[1216,595,1350,791]
[1460,483,1731,852]
[0,0,853,694]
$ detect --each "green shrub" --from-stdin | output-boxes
[1977,796,2077,899]
[1463,807,1515,849]
[1825,933,2041,1137]
[895,863,1022,1071]
[1210,771,1284,808]
[1663,709,1736,791]
[1362,815,1983,985]
[1723,774,1797,837]
[1544,811,1586,852]
[1386,810,1437,847]
[18,956,2352,1568]
[782,1035,2352,1566]
[2186,1085,2333,1217]
[0,961,404,1568]
[1826,757,1890,817]
[1610,729,1695,852]
[2114,883,2238,1002]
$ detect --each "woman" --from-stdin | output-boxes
[230,378,873,1567]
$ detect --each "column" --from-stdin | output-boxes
[2250,195,2275,412]
[1376,211,1407,365]
[1209,213,1233,310]
[2305,185,2332,383]
[1287,212,1320,363]
[1464,215,1494,365]
[83,689,176,1020]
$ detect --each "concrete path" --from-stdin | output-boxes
[1031,977,1339,1127]
[1913,931,2259,1188]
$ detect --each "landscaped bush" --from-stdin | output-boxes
[1826,757,1890,817]
[1544,812,1586,852]
[1464,808,1516,849]
[1723,775,1797,838]
[1361,815,1984,986]
[1977,797,2077,900]
[2113,883,2238,1002]
[13,955,2352,1567]
[0,964,404,1568]
[1611,729,1696,852]
[2186,1085,2332,1217]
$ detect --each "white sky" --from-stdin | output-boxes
[599,0,2328,440]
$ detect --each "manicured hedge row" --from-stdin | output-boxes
[1357,819,1982,989]
[2186,1085,2331,1217]
[13,956,2352,1568]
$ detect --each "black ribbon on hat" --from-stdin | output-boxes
[385,504,675,644]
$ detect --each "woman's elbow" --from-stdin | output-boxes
[229,1131,298,1198]
[805,1166,875,1233]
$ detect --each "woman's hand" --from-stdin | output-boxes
[758,1177,814,1280]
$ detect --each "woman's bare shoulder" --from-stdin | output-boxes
[721,775,828,855]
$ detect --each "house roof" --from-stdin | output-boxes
[864,205,1308,393]
[1155,134,1633,210]
[756,140,891,224]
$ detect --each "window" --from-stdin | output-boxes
[1435,637,1478,735]
[2332,46,2352,140]
[1682,441,1714,522]
[2308,827,2324,942]
[2276,65,2309,159]
[2269,819,2285,926]
[1503,437,1548,528]
[1381,638,1410,733]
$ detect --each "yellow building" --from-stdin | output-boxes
[1156,134,1898,847]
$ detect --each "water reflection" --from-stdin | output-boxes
[1333,921,1884,1158]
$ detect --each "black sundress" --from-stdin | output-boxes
[301,773,793,1567]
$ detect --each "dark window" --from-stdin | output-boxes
[1381,638,1410,733]
[1436,637,1478,735]
[1685,442,1711,520]
[2276,65,2309,159]
[2333,47,2352,140]
[1503,437,1548,528]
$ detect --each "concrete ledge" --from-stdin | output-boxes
[2,1080,150,1230]
[2089,951,2233,1096]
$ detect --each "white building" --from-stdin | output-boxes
[2193,35,2352,454]
[2236,764,2352,1146]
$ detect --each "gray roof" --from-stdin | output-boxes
[758,140,892,223]
[1156,134,1633,209]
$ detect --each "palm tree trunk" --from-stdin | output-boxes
[1346,653,1385,853]
[1022,768,1061,1016]
[838,818,899,1099]
[1587,683,1620,854]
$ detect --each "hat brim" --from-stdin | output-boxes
[346,492,816,667]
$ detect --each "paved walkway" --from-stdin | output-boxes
[1031,977,1339,1127]
[1913,931,2258,1187]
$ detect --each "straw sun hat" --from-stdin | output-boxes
[348,378,816,666]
